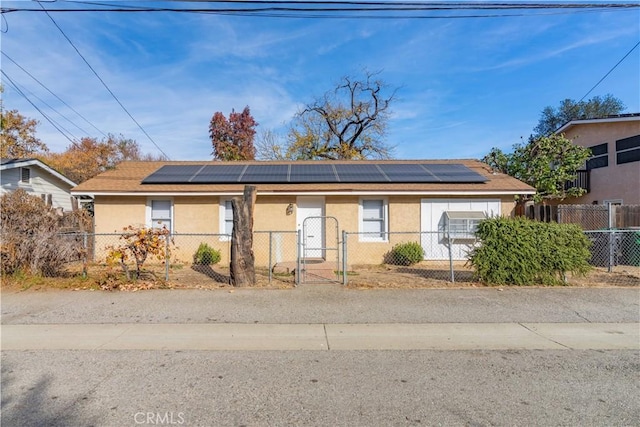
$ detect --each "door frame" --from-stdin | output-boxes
[296,196,325,259]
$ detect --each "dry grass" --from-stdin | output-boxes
[1,261,637,292]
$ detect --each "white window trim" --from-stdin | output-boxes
[145,198,174,232]
[219,198,234,241]
[358,197,388,242]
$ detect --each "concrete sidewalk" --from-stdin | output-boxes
[2,322,638,351]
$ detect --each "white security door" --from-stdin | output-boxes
[297,196,325,258]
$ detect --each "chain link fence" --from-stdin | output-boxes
[342,231,479,285]
[585,230,640,272]
[3,229,639,287]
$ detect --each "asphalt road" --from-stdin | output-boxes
[2,286,639,324]
[2,349,639,427]
[1,286,639,426]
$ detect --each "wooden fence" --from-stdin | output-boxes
[516,204,640,230]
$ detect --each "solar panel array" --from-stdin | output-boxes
[142,163,488,184]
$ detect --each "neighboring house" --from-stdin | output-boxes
[71,159,534,265]
[0,158,80,212]
[558,114,640,206]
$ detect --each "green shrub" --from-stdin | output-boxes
[468,217,592,285]
[387,242,425,266]
[193,243,221,265]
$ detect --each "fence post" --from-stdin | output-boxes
[295,229,301,286]
[165,233,170,281]
[448,240,455,283]
[268,231,273,284]
[608,230,615,273]
[82,232,88,279]
[342,231,348,286]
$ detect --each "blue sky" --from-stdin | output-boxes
[2,1,639,161]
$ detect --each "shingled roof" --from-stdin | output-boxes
[71,159,535,196]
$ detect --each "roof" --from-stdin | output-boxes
[72,159,535,197]
[0,158,77,188]
[555,113,640,134]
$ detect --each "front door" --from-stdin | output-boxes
[297,196,325,258]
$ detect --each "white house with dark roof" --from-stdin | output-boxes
[0,158,80,211]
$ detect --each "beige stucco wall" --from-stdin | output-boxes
[94,196,147,233]
[92,194,518,267]
[563,121,640,205]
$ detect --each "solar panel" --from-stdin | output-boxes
[239,164,289,183]
[289,164,338,183]
[334,164,387,182]
[141,165,203,183]
[141,163,488,184]
[423,164,487,183]
[190,164,246,183]
[378,163,439,183]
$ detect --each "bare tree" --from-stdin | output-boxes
[286,70,396,160]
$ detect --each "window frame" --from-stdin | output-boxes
[358,197,389,242]
[219,198,234,241]
[586,142,609,170]
[615,135,640,165]
[20,167,31,183]
[146,198,173,232]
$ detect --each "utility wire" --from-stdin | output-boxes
[37,2,171,160]
[2,52,108,137]
[3,72,85,139]
[2,1,638,16]
[579,41,640,102]
[2,70,79,146]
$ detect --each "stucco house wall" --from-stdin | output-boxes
[558,116,640,205]
[91,193,517,266]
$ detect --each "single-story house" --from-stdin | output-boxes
[1,158,80,212]
[71,159,535,265]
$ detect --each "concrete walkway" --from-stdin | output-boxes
[2,322,638,351]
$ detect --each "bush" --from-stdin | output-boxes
[106,225,171,280]
[468,217,592,285]
[0,189,85,276]
[193,243,221,265]
[387,242,425,266]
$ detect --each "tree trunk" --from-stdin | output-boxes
[230,185,257,287]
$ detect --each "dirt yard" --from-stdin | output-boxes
[2,261,637,292]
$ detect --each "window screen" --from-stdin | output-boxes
[362,199,385,239]
[151,200,171,229]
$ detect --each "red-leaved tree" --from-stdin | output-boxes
[209,106,258,161]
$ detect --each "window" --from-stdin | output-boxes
[20,167,30,183]
[359,198,388,241]
[586,143,608,170]
[219,199,234,240]
[149,200,172,231]
[616,134,640,165]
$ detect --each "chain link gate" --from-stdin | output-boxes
[298,216,340,284]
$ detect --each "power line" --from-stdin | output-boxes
[36,2,171,160]
[579,41,640,102]
[3,71,85,139]
[2,52,108,138]
[2,70,79,146]
[2,1,638,17]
